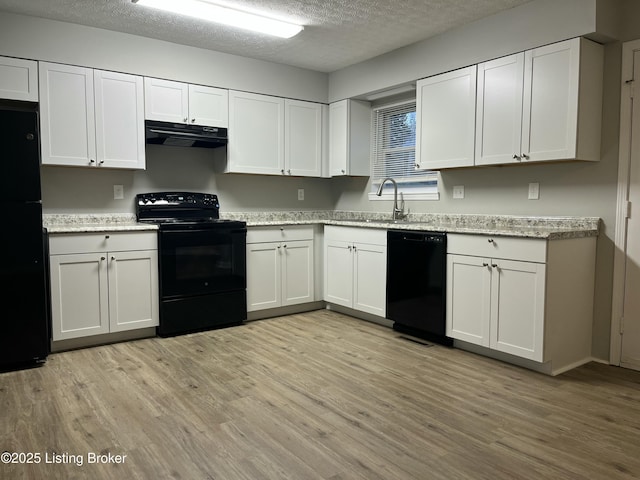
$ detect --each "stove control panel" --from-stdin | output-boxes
[136,192,221,222]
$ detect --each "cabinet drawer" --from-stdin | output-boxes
[447,233,546,263]
[49,232,157,255]
[324,225,386,246]
[247,225,314,243]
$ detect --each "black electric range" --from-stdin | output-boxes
[136,192,247,337]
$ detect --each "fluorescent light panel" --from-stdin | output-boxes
[133,0,303,38]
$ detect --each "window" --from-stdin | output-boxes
[370,100,438,200]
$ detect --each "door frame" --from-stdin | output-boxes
[610,39,640,365]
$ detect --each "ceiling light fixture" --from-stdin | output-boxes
[132,0,304,39]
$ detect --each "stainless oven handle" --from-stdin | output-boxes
[148,129,212,138]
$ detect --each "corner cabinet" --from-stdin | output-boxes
[39,62,145,169]
[324,226,386,317]
[246,226,314,311]
[49,232,159,341]
[446,233,596,375]
[227,91,324,177]
[0,56,38,101]
[329,99,371,176]
[143,77,229,127]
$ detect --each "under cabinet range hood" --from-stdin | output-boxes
[145,120,228,148]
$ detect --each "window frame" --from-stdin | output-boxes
[369,99,439,202]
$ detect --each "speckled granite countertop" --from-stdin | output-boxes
[44,214,158,233]
[44,211,599,240]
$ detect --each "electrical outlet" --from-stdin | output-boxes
[298,188,304,201]
[453,185,465,199]
[528,182,540,200]
[113,184,124,200]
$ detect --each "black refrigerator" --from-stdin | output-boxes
[0,102,50,370]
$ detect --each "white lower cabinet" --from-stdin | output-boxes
[446,233,596,374]
[324,226,386,317]
[246,226,314,312]
[49,232,159,341]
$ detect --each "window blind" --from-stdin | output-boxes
[371,100,437,194]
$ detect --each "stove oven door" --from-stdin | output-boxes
[158,225,247,299]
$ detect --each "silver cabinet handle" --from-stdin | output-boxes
[183,117,188,123]
[111,256,116,261]
[482,262,489,267]
[281,169,285,174]
[287,169,291,175]
[487,238,494,243]
[100,256,106,261]
[512,154,521,160]
[491,263,498,269]
[341,169,345,174]
[191,118,196,123]
[521,153,529,159]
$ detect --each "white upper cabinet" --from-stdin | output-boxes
[227,91,325,177]
[285,99,322,177]
[521,38,602,163]
[188,84,229,127]
[476,53,525,166]
[329,99,371,176]
[143,77,188,123]
[419,37,603,170]
[94,70,145,169]
[227,90,285,175]
[415,66,477,170]
[476,38,603,166]
[0,56,38,101]
[40,62,145,169]
[40,62,96,167]
[144,77,228,127]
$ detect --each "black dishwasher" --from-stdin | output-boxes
[386,230,451,346]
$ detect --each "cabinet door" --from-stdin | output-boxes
[108,250,159,333]
[353,243,386,316]
[282,240,314,306]
[416,66,476,169]
[39,62,96,166]
[188,84,229,127]
[285,99,322,177]
[476,53,525,166]
[0,56,38,101]
[94,70,146,169]
[521,39,580,162]
[329,100,349,176]
[144,77,189,123]
[50,253,109,340]
[324,240,353,307]
[446,254,491,346]
[228,91,284,174]
[490,259,545,361]
[247,242,282,311]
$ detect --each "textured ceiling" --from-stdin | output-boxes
[0,0,533,72]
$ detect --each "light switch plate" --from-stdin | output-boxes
[453,185,464,199]
[528,182,540,200]
[113,184,124,200]
[298,188,304,201]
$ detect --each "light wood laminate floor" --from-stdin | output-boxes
[1,310,640,479]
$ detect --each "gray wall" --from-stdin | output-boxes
[41,147,336,213]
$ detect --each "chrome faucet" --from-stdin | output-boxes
[376,177,405,220]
